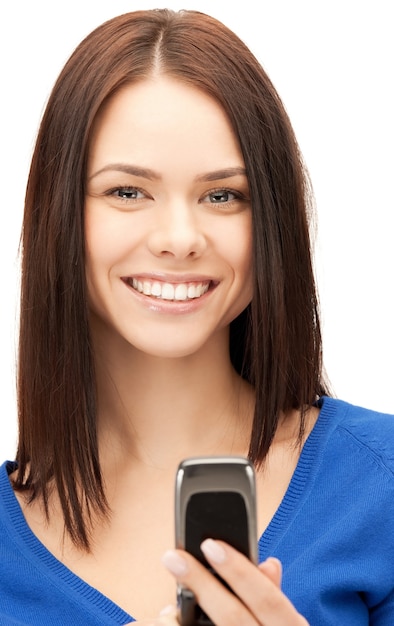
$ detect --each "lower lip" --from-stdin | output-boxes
[122,280,216,314]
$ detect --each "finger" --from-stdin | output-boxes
[162,549,259,626]
[159,605,178,617]
[132,605,179,625]
[258,557,282,588]
[200,540,308,626]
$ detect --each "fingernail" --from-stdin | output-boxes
[200,538,227,564]
[162,550,189,576]
[265,557,282,572]
[261,557,282,578]
[160,604,177,616]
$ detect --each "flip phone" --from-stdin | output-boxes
[175,456,257,625]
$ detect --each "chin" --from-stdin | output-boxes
[134,341,207,360]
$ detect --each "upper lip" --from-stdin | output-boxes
[121,272,218,284]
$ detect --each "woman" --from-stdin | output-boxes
[0,9,393,625]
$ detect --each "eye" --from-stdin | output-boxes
[203,189,241,204]
[109,186,146,201]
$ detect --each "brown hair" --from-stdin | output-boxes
[15,9,329,548]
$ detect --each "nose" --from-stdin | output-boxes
[147,201,207,260]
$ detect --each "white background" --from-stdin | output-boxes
[0,1,393,461]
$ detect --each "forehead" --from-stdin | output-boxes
[87,76,245,176]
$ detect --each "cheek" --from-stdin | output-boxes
[221,215,253,276]
[215,215,254,316]
[84,211,107,266]
[84,211,132,273]
[84,212,122,311]
[235,217,253,301]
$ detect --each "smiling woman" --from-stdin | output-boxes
[0,7,394,626]
[85,77,253,357]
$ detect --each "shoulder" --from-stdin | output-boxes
[0,460,16,501]
[0,461,20,542]
[0,461,18,508]
[318,396,394,477]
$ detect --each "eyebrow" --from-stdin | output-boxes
[88,163,247,182]
[88,163,160,181]
[195,167,247,182]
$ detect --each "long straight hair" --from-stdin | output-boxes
[15,9,329,548]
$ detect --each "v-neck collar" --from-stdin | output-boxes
[258,396,341,559]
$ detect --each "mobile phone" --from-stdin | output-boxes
[175,456,257,626]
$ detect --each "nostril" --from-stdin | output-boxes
[148,230,207,260]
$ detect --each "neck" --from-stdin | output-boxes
[92,324,255,472]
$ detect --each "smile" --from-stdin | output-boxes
[125,278,212,301]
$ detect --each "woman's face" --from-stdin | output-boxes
[85,76,253,358]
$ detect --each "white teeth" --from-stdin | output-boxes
[130,279,210,301]
[151,282,162,297]
[175,284,188,300]
[161,283,175,300]
[187,284,197,299]
[142,281,151,295]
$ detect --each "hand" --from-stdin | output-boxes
[162,539,309,625]
[131,604,179,625]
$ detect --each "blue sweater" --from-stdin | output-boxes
[1,397,394,625]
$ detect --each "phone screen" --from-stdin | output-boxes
[185,491,249,565]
